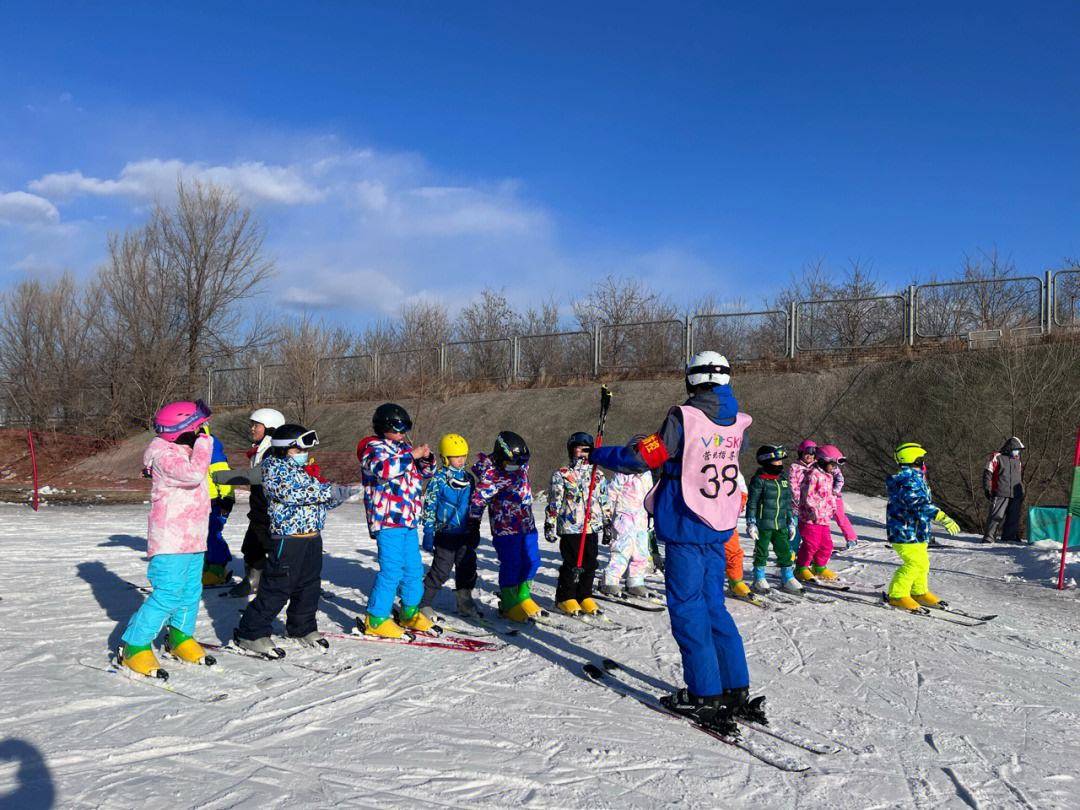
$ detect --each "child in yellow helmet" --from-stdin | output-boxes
[418,434,482,620]
[884,442,960,611]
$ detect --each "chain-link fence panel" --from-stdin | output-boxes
[376,348,441,394]
[599,319,684,372]
[915,277,1043,339]
[318,354,375,402]
[691,311,787,361]
[1053,270,1080,328]
[515,330,594,382]
[444,338,513,383]
[796,295,905,352]
[208,367,260,407]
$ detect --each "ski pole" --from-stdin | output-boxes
[1055,426,1080,590]
[573,386,612,584]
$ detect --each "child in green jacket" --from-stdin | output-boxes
[745,445,802,594]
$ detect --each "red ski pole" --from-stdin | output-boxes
[573,386,612,584]
[27,429,39,512]
[1055,426,1080,590]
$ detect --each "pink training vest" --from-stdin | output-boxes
[673,406,752,531]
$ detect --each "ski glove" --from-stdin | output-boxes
[422,529,435,553]
[545,527,559,544]
[934,510,960,535]
[331,484,360,503]
[746,523,759,542]
[212,497,234,518]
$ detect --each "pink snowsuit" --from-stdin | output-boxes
[144,435,214,557]
[831,468,857,545]
[796,465,838,569]
[604,471,653,588]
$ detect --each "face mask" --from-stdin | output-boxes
[1010,450,1020,457]
[291,452,309,466]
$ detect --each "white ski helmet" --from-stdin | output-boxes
[685,351,731,389]
[249,407,286,431]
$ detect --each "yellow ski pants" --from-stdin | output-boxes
[887,542,930,599]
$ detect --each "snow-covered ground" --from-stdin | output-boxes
[2,493,1080,809]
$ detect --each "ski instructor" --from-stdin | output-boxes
[588,351,765,736]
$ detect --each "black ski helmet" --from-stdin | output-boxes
[756,445,787,465]
[493,430,530,469]
[268,423,319,459]
[566,431,594,461]
[373,402,412,436]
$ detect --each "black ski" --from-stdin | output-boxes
[592,592,666,612]
[811,590,988,626]
[580,663,809,772]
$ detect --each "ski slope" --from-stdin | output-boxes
[2,493,1079,809]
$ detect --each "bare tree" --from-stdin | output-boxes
[574,275,679,371]
[453,288,519,381]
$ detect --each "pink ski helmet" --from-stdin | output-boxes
[815,444,845,464]
[797,439,817,455]
[153,399,211,442]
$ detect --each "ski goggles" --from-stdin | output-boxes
[271,429,320,450]
[502,463,522,472]
[154,399,212,435]
[686,361,732,378]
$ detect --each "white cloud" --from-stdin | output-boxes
[0,191,60,226]
[30,159,323,205]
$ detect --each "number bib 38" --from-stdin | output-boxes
[678,406,752,531]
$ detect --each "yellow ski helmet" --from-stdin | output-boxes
[439,433,469,463]
[894,442,927,465]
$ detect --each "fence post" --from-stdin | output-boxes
[593,324,602,378]
[257,365,264,404]
[1045,269,1054,334]
[684,314,693,363]
[511,336,520,382]
[906,284,917,347]
[787,301,797,359]
[373,353,380,388]
[438,343,447,377]
[207,368,213,406]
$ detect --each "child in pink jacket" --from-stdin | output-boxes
[795,445,841,582]
[120,400,216,679]
[830,451,859,550]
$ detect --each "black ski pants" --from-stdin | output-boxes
[556,532,598,603]
[420,531,479,606]
[237,532,323,640]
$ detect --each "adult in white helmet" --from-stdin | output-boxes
[217,408,286,597]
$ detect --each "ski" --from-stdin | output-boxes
[333,627,502,653]
[811,590,987,626]
[559,611,640,632]
[580,664,809,772]
[927,604,997,622]
[127,579,234,594]
[202,642,355,675]
[592,592,667,613]
[598,658,839,755]
[801,579,851,592]
[78,657,228,703]
[729,592,782,611]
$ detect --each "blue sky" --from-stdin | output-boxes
[0,2,1077,323]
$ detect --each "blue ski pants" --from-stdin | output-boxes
[121,552,204,646]
[204,503,232,566]
[367,527,425,619]
[664,539,750,697]
[492,531,540,589]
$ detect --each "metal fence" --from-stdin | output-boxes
[194,268,1079,408]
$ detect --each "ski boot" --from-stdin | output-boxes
[517,582,544,618]
[120,643,168,679]
[165,627,215,665]
[201,564,230,587]
[913,591,945,608]
[795,566,817,583]
[579,597,601,615]
[557,599,582,616]
[455,589,481,618]
[625,584,650,599]
[233,633,285,659]
[499,586,533,622]
[780,567,804,593]
[728,579,751,598]
[648,530,664,574]
[227,566,261,598]
[659,688,739,737]
[291,630,329,649]
[419,605,442,624]
[886,594,922,611]
[399,606,436,632]
[811,565,839,581]
[362,615,407,638]
[599,581,623,598]
[722,687,768,725]
[751,566,771,594]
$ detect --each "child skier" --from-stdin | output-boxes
[885,442,960,609]
[418,433,482,620]
[120,400,216,678]
[745,445,801,594]
[590,351,764,735]
[601,439,654,598]
[724,474,751,598]
[234,425,356,655]
[545,432,612,616]
[357,403,437,638]
[794,444,842,582]
[788,439,817,556]
[470,431,541,622]
[202,430,236,586]
[830,448,859,551]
